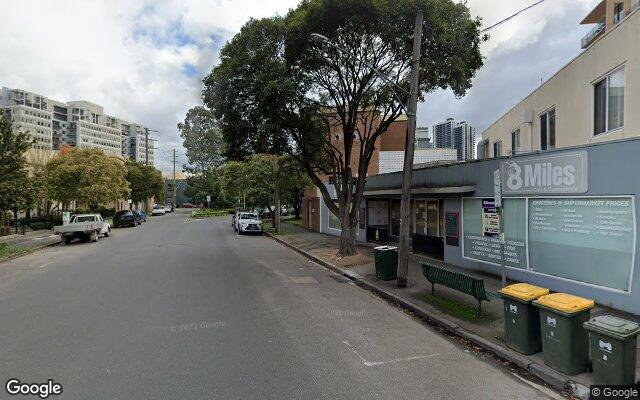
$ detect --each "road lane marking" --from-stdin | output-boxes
[38,261,54,269]
[342,341,453,367]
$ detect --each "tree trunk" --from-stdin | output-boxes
[273,158,280,234]
[338,213,357,256]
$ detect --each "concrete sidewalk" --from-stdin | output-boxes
[269,222,640,398]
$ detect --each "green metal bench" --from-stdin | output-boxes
[420,262,490,315]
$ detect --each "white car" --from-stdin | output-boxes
[236,212,263,234]
[152,205,166,216]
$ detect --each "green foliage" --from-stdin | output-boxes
[178,106,225,172]
[191,209,230,218]
[0,243,30,261]
[0,111,32,220]
[45,148,130,211]
[204,0,483,254]
[125,160,164,205]
[184,168,227,208]
[219,154,312,211]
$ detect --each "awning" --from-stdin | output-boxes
[364,185,476,196]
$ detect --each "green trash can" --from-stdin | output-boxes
[584,315,640,385]
[532,293,595,375]
[498,283,549,355]
[374,246,397,281]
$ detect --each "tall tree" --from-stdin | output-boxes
[0,111,32,225]
[45,148,130,211]
[125,160,164,209]
[178,106,225,172]
[204,0,483,255]
[184,169,227,208]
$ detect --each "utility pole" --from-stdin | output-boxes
[397,10,424,288]
[273,157,281,234]
[172,149,177,209]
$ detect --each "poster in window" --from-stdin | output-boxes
[445,212,459,246]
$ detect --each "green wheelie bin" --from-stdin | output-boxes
[532,293,594,375]
[584,315,640,385]
[498,283,549,355]
[374,246,397,281]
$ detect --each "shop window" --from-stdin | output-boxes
[328,210,341,231]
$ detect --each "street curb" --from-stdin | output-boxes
[0,240,60,264]
[265,232,584,398]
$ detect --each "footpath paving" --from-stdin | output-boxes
[267,222,640,399]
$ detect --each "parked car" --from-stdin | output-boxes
[259,209,271,219]
[133,210,147,222]
[236,212,263,234]
[152,205,166,216]
[165,203,173,213]
[183,203,195,208]
[53,213,110,244]
[113,210,142,228]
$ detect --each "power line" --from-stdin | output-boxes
[480,0,545,33]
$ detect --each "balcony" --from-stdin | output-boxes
[581,21,605,49]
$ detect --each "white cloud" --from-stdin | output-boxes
[1,0,606,169]
[418,0,602,135]
[0,0,298,172]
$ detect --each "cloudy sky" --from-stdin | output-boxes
[0,0,599,171]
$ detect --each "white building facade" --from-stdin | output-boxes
[0,86,154,164]
[378,149,458,174]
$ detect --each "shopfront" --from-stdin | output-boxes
[362,138,640,314]
[364,189,471,259]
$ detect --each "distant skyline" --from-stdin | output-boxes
[0,0,599,171]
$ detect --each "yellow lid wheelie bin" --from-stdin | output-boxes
[498,283,549,355]
[533,293,594,375]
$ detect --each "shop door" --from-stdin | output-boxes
[414,200,427,235]
[426,201,439,236]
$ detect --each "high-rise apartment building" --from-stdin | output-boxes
[121,122,154,165]
[0,87,53,150]
[433,118,455,149]
[452,121,476,161]
[0,86,155,164]
[432,117,476,161]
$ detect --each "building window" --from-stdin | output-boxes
[594,66,625,136]
[613,2,624,24]
[493,140,502,158]
[540,108,555,150]
[511,128,520,154]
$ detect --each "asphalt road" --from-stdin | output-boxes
[0,210,561,400]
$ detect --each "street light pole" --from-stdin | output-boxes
[397,10,424,288]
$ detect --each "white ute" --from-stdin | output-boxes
[53,214,111,244]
